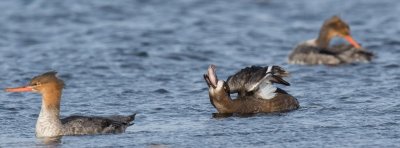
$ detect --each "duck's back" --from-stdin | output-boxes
[61,114,135,135]
[335,46,374,63]
[265,91,299,112]
[289,41,342,65]
[289,41,373,65]
[232,90,299,113]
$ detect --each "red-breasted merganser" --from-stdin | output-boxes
[203,65,299,114]
[5,71,136,137]
[288,16,373,65]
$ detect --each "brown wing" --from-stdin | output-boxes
[227,66,290,97]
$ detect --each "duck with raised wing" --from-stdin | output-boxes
[5,71,136,137]
[204,65,299,114]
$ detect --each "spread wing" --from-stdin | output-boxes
[226,66,290,98]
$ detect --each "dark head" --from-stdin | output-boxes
[321,16,361,49]
[6,71,65,94]
[204,65,232,110]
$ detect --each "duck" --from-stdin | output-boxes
[288,16,373,65]
[5,71,136,137]
[203,65,299,114]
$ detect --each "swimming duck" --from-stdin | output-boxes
[288,16,373,65]
[5,71,136,137]
[204,65,299,114]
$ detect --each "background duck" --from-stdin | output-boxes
[288,16,374,65]
[5,71,136,137]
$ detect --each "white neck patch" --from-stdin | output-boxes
[36,104,62,137]
[304,39,317,46]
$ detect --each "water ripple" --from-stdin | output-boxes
[0,0,399,147]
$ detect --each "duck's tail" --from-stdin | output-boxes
[127,113,136,126]
[107,113,136,126]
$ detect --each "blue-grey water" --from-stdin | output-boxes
[0,0,399,147]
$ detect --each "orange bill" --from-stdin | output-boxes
[5,86,33,92]
[344,35,361,49]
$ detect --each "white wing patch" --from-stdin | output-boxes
[246,66,284,99]
[247,82,259,92]
[247,66,273,92]
[266,66,273,73]
[256,81,277,100]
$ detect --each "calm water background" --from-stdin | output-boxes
[0,0,399,147]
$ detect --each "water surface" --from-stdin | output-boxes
[0,0,399,147]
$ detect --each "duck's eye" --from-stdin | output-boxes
[31,82,41,86]
[223,83,229,92]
